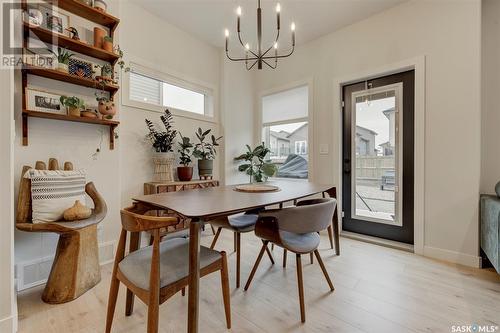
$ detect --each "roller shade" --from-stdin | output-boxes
[129,72,161,106]
[262,85,308,124]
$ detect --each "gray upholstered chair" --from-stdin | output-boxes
[106,203,231,333]
[480,184,500,273]
[209,212,275,288]
[244,198,336,323]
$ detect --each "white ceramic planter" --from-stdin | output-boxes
[57,62,69,73]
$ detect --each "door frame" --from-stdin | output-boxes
[332,56,426,255]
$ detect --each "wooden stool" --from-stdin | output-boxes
[16,158,107,304]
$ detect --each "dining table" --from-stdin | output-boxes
[132,179,339,333]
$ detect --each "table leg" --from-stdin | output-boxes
[325,188,340,255]
[188,218,202,333]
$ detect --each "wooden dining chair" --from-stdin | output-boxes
[244,198,336,323]
[209,212,275,288]
[105,203,231,333]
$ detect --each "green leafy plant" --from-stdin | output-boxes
[193,127,222,160]
[177,132,193,166]
[145,109,177,153]
[49,47,74,64]
[101,63,113,77]
[114,45,130,72]
[103,36,113,43]
[59,96,85,109]
[234,143,277,183]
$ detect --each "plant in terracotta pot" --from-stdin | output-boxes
[103,36,113,52]
[145,109,178,182]
[177,133,194,181]
[192,127,222,179]
[49,47,73,73]
[60,96,85,117]
[234,143,277,183]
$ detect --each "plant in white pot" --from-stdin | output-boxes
[145,109,178,182]
[193,127,222,180]
[49,47,74,73]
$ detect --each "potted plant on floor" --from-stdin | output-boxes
[193,127,222,179]
[234,143,277,183]
[60,96,85,117]
[145,109,177,182]
[177,132,194,181]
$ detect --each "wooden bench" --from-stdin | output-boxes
[16,158,107,304]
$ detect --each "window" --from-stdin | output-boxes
[128,70,213,117]
[261,85,309,179]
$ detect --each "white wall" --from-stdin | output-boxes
[221,56,256,185]
[481,0,500,194]
[255,0,482,266]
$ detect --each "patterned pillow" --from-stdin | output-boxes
[25,169,87,223]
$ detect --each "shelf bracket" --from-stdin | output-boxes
[22,113,28,146]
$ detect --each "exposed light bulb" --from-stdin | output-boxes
[245,43,250,50]
[237,6,242,16]
[274,42,278,49]
[291,22,296,31]
[224,29,229,37]
[276,3,281,12]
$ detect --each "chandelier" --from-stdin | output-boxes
[224,0,296,70]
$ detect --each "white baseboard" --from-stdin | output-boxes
[0,315,16,333]
[423,246,481,268]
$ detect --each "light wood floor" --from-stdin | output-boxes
[17,230,500,333]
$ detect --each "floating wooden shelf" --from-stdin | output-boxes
[22,110,119,149]
[23,65,119,93]
[46,0,120,29]
[24,23,120,63]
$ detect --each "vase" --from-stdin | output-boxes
[93,27,106,48]
[197,159,213,179]
[98,100,116,119]
[152,152,175,182]
[67,107,80,117]
[57,62,68,73]
[177,166,193,181]
[93,0,107,12]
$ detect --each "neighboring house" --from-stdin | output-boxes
[286,123,308,157]
[379,107,395,156]
[356,125,378,156]
[269,130,291,158]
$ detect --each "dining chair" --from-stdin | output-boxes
[105,203,231,333]
[244,198,336,323]
[209,212,275,288]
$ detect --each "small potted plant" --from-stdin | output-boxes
[49,48,73,73]
[145,109,178,182]
[234,143,277,183]
[193,127,222,179]
[103,36,113,52]
[60,96,85,117]
[177,132,194,181]
[95,95,116,119]
[101,63,113,80]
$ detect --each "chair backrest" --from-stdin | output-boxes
[121,204,179,233]
[260,198,336,234]
[16,158,74,225]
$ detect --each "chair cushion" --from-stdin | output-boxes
[118,238,221,290]
[279,230,320,253]
[228,214,258,231]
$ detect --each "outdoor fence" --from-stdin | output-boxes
[355,156,394,180]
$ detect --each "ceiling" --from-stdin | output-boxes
[131,0,407,51]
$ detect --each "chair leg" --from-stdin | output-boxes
[126,231,141,316]
[210,224,216,235]
[210,227,222,250]
[220,252,232,329]
[314,250,334,291]
[244,241,268,291]
[233,232,237,252]
[181,287,186,296]
[105,263,121,332]
[327,225,334,250]
[271,243,274,251]
[283,249,287,268]
[263,240,275,265]
[236,232,241,288]
[310,252,314,264]
[296,254,306,323]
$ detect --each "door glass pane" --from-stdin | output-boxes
[353,89,398,224]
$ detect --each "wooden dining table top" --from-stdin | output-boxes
[133,180,336,219]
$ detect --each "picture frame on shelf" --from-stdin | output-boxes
[23,48,56,69]
[38,4,70,35]
[26,88,66,115]
[68,58,93,79]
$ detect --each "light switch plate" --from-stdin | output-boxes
[319,143,329,155]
